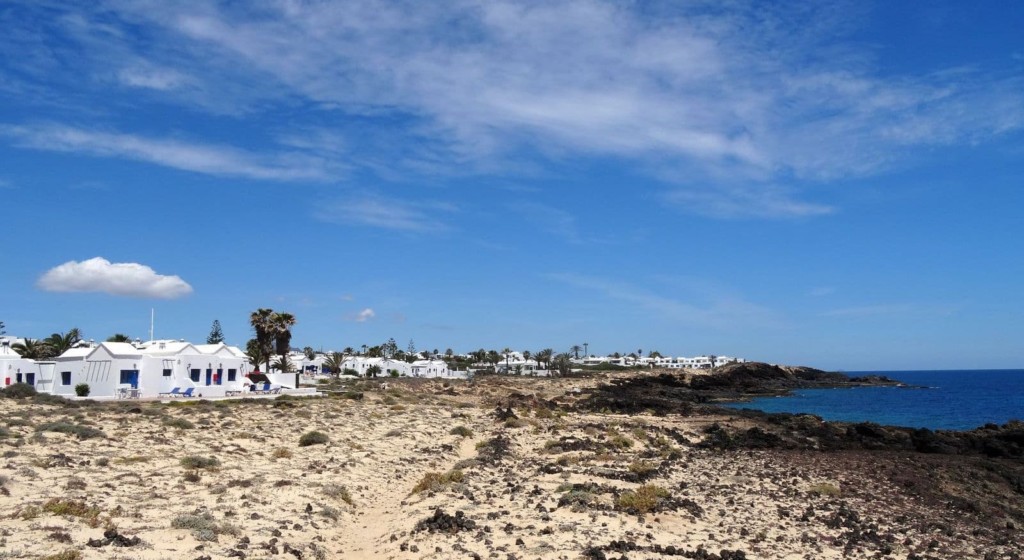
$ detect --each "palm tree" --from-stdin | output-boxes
[45,328,82,358]
[552,352,573,376]
[107,333,132,343]
[502,347,512,372]
[522,350,532,363]
[323,352,346,376]
[536,348,554,370]
[271,312,296,359]
[273,354,294,373]
[245,339,268,372]
[12,338,51,360]
[250,308,276,373]
[570,345,582,359]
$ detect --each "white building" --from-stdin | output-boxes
[1,339,54,390]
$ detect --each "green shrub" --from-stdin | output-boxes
[179,455,220,470]
[1,383,38,399]
[299,430,329,447]
[615,484,669,514]
[271,447,293,459]
[35,422,105,440]
[410,469,464,494]
[74,383,90,397]
[450,425,473,438]
[163,417,195,430]
[322,483,354,506]
[171,512,240,541]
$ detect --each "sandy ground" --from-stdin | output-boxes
[0,375,1020,559]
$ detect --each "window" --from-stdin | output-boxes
[227,369,237,382]
[190,369,200,382]
[163,369,172,377]
[61,371,71,385]
[15,373,23,384]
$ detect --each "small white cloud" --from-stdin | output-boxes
[37,257,193,299]
[664,185,834,219]
[314,195,456,232]
[346,308,375,322]
[118,66,189,91]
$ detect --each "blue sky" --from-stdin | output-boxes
[1,1,1022,371]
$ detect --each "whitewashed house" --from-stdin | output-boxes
[1,339,54,390]
[409,359,451,378]
[49,342,142,398]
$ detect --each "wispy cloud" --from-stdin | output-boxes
[313,194,456,232]
[548,272,779,329]
[38,257,193,299]
[346,308,375,322]
[664,184,834,219]
[3,2,1023,215]
[1,124,336,181]
[117,65,190,91]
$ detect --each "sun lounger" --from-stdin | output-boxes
[159,387,182,397]
[180,387,196,398]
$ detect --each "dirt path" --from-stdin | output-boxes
[338,434,480,559]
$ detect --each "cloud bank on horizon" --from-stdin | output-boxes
[1,1,1021,218]
[37,258,193,299]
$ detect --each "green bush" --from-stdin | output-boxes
[74,383,90,397]
[450,425,473,438]
[410,469,464,494]
[299,430,329,447]
[163,417,195,430]
[36,422,105,440]
[615,484,670,514]
[171,512,240,541]
[1,383,38,399]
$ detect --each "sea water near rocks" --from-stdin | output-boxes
[722,369,1024,431]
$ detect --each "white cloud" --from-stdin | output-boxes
[4,2,1023,215]
[37,257,193,299]
[1,124,335,181]
[117,65,190,91]
[314,195,456,232]
[664,184,834,219]
[346,308,375,322]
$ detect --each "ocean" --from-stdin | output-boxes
[721,369,1024,431]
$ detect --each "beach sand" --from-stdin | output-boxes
[0,374,1020,559]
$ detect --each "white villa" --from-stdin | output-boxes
[338,356,458,378]
[8,339,256,399]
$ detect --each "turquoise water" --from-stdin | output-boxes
[721,369,1024,431]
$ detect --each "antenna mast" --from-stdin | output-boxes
[150,308,154,341]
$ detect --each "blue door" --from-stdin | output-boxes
[119,370,139,388]
[26,373,35,385]
[205,369,213,386]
